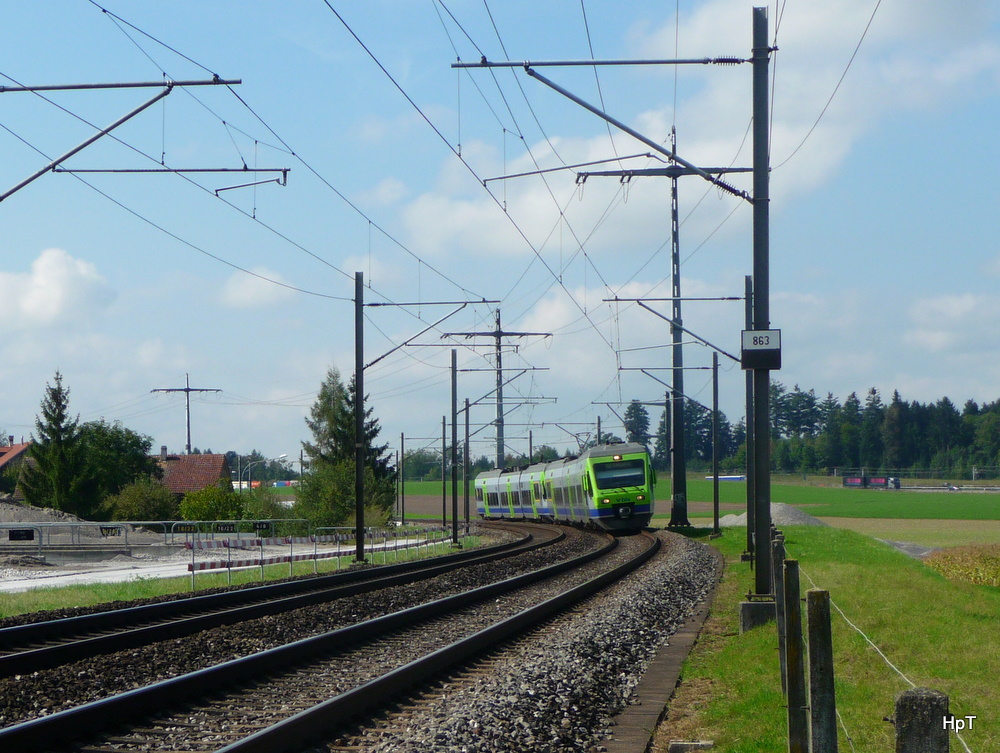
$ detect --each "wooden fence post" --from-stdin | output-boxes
[771,535,787,694]
[895,688,949,752]
[807,589,838,752]
[784,559,808,753]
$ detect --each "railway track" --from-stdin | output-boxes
[0,527,661,753]
[0,522,557,679]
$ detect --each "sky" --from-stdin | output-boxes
[1,1,998,466]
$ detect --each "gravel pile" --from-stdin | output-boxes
[351,532,718,753]
[718,502,827,528]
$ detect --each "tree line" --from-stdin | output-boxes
[5,368,397,528]
[618,381,1000,479]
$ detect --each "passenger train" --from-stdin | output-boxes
[475,442,654,532]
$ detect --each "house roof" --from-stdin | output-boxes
[158,453,232,495]
[0,442,31,473]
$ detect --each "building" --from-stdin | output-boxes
[156,447,233,498]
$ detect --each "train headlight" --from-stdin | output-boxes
[636,494,645,501]
[602,498,611,505]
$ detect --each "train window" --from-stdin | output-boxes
[593,459,646,489]
[521,489,531,505]
[476,488,483,501]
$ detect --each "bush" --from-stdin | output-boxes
[180,483,244,521]
[240,486,295,521]
[103,477,179,521]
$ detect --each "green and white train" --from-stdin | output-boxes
[474,442,654,532]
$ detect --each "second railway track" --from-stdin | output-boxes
[0,521,559,679]
[0,526,676,753]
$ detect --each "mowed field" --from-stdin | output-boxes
[401,475,1000,547]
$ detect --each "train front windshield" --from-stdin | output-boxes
[593,459,646,489]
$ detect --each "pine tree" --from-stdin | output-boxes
[623,400,651,450]
[21,372,97,516]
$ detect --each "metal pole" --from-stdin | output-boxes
[529,429,533,464]
[1,86,172,203]
[451,349,459,545]
[745,275,756,559]
[441,416,447,527]
[354,272,365,563]
[752,6,773,594]
[184,373,192,454]
[597,415,602,446]
[713,351,720,535]
[668,134,690,526]
[495,309,505,468]
[400,432,406,525]
[464,398,470,525]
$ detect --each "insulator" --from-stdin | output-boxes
[714,56,744,66]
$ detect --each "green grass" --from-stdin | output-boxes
[666,477,1000,520]
[653,526,998,752]
[0,534,481,620]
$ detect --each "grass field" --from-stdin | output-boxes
[652,526,997,752]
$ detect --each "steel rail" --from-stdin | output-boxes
[220,532,661,753]
[0,527,624,752]
[0,523,555,678]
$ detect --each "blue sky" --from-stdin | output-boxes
[1,1,998,465]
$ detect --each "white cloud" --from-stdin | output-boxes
[357,177,408,206]
[220,268,296,308]
[0,248,114,328]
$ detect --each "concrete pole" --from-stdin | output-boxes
[894,688,950,752]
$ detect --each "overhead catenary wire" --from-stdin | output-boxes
[321,1,617,356]
[773,0,882,169]
[88,0,489,313]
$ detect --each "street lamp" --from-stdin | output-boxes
[242,453,288,491]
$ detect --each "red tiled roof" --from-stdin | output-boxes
[158,454,232,495]
[0,442,31,473]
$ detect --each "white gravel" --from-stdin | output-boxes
[718,502,827,528]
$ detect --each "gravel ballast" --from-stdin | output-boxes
[338,531,718,753]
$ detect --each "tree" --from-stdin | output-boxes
[623,400,651,450]
[300,366,396,526]
[79,420,162,503]
[652,402,670,471]
[302,368,393,482]
[860,387,885,468]
[20,372,98,516]
[293,460,393,527]
[302,367,351,465]
[103,477,179,521]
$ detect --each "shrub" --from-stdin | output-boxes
[180,483,244,521]
[103,477,179,521]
